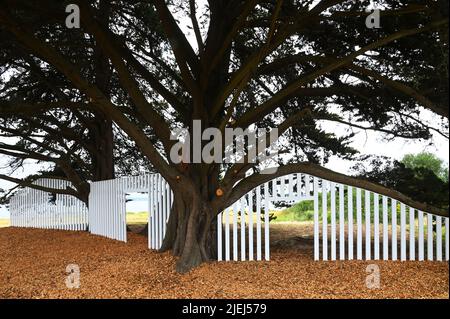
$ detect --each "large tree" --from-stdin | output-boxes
[0,0,448,272]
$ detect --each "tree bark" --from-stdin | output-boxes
[92,115,115,181]
[160,187,218,273]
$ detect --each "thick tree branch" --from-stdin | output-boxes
[0,174,78,197]
[226,162,448,217]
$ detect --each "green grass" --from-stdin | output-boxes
[0,219,10,227]
[273,189,444,224]
[126,211,148,225]
[273,199,447,241]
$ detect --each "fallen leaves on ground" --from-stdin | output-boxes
[0,226,447,299]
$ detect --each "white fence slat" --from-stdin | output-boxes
[106,181,111,237]
[400,204,406,261]
[64,190,69,231]
[314,177,319,261]
[365,190,371,260]
[162,181,167,241]
[348,186,353,260]
[148,175,156,249]
[418,211,424,261]
[109,181,114,237]
[104,182,108,237]
[392,199,397,261]
[148,176,153,249]
[92,184,96,234]
[233,201,238,261]
[330,182,336,261]
[356,188,362,260]
[445,218,449,261]
[436,216,442,261]
[217,212,223,261]
[60,182,64,230]
[107,181,112,238]
[374,193,379,260]
[264,182,270,261]
[153,175,157,248]
[339,184,345,260]
[111,181,115,237]
[322,180,328,260]
[256,186,262,261]
[427,214,433,261]
[167,183,172,235]
[100,182,105,236]
[240,198,246,261]
[158,175,163,248]
[25,189,29,228]
[248,191,254,261]
[445,217,449,261]
[409,207,415,261]
[225,207,230,261]
[112,180,117,238]
[123,181,127,242]
[115,180,120,239]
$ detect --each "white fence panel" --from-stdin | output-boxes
[10,178,88,231]
[313,180,448,262]
[148,174,173,250]
[217,173,320,262]
[10,174,448,264]
[88,178,126,241]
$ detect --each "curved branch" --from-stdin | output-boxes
[226,162,448,217]
[0,174,78,197]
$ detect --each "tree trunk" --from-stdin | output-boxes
[93,116,115,181]
[160,188,218,273]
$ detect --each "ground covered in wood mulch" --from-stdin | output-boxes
[0,226,448,299]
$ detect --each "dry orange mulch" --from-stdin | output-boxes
[0,227,448,299]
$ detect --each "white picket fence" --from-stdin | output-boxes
[87,173,172,249]
[217,173,314,261]
[147,174,172,250]
[9,178,88,230]
[217,174,449,262]
[315,181,449,261]
[88,178,127,241]
[8,174,449,263]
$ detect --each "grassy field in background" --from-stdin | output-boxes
[127,212,148,225]
[0,219,10,228]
